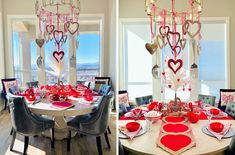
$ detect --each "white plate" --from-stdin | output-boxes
[201,124,234,138]
[119,126,147,139]
[206,110,228,118]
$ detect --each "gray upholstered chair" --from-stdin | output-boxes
[26,81,39,88]
[225,102,235,119]
[119,104,128,117]
[135,95,153,106]
[198,94,216,107]
[225,136,235,155]
[9,97,55,155]
[67,93,114,155]
[98,84,111,96]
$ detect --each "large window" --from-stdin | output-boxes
[122,21,153,100]
[12,20,37,86]
[76,33,100,81]
[198,21,228,100]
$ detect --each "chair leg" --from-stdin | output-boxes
[10,130,16,151]
[104,131,111,149]
[50,128,55,148]
[4,99,7,110]
[10,127,13,135]
[67,130,71,152]
[23,136,29,155]
[107,126,111,134]
[96,136,102,155]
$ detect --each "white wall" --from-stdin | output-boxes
[120,0,235,89]
[0,0,4,89]
[1,0,117,91]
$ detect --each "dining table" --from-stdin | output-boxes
[119,105,235,155]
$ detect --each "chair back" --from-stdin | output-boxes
[80,93,114,136]
[225,102,235,119]
[77,80,91,88]
[9,97,45,135]
[26,81,39,88]
[218,89,235,111]
[98,84,111,96]
[135,95,153,106]
[198,94,216,106]
[94,77,111,92]
[1,78,17,95]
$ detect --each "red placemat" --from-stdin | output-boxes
[51,101,74,110]
[157,133,195,155]
[163,116,187,123]
[161,123,190,133]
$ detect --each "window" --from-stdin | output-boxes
[12,20,37,86]
[76,19,102,82]
[198,21,228,100]
[122,21,153,100]
[76,33,100,81]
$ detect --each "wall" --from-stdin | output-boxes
[2,0,115,87]
[120,0,235,88]
[0,0,4,89]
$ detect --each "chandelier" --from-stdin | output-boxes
[145,0,203,103]
[35,0,80,69]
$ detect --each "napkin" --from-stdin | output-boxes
[119,126,141,140]
[207,124,231,140]
[124,109,146,119]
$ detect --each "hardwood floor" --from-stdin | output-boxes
[0,110,116,155]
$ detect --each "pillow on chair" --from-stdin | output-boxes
[118,92,130,107]
[9,85,20,95]
[219,89,235,112]
[2,79,18,94]
[94,77,111,92]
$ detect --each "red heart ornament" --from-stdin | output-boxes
[162,124,189,133]
[167,31,181,51]
[46,25,55,34]
[168,59,183,74]
[66,21,79,35]
[53,51,64,63]
[159,25,170,36]
[53,30,64,46]
[159,134,194,154]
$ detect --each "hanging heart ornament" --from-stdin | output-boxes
[145,42,158,55]
[46,25,55,34]
[53,51,65,63]
[167,31,181,51]
[168,58,183,74]
[152,64,160,79]
[53,30,64,46]
[157,34,168,49]
[159,25,170,37]
[66,21,79,35]
[35,38,45,48]
[183,20,201,38]
[180,39,187,50]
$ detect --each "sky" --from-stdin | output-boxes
[13,32,100,66]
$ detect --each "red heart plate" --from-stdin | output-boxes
[162,116,187,123]
[161,123,190,133]
[158,133,195,154]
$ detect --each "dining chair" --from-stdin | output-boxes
[135,95,153,106]
[9,97,55,155]
[98,84,111,96]
[94,77,111,92]
[198,94,216,107]
[77,80,91,88]
[1,78,17,110]
[225,102,235,119]
[225,136,235,155]
[67,93,114,155]
[218,89,235,112]
[26,81,39,88]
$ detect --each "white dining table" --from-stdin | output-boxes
[119,107,235,155]
[27,96,101,140]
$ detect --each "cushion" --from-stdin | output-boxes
[94,79,110,92]
[118,92,130,107]
[225,102,235,119]
[9,85,20,95]
[2,79,18,94]
[220,92,235,106]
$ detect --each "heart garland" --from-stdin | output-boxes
[53,30,64,46]
[171,46,181,56]
[66,21,79,35]
[62,35,68,43]
[183,20,201,38]
[53,51,64,63]
[159,25,170,37]
[168,59,183,74]
[156,34,168,49]
[46,25,55,34]
[167,31,181,51]
[35,38,45,48]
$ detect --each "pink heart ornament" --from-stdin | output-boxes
[53,51,65,63]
